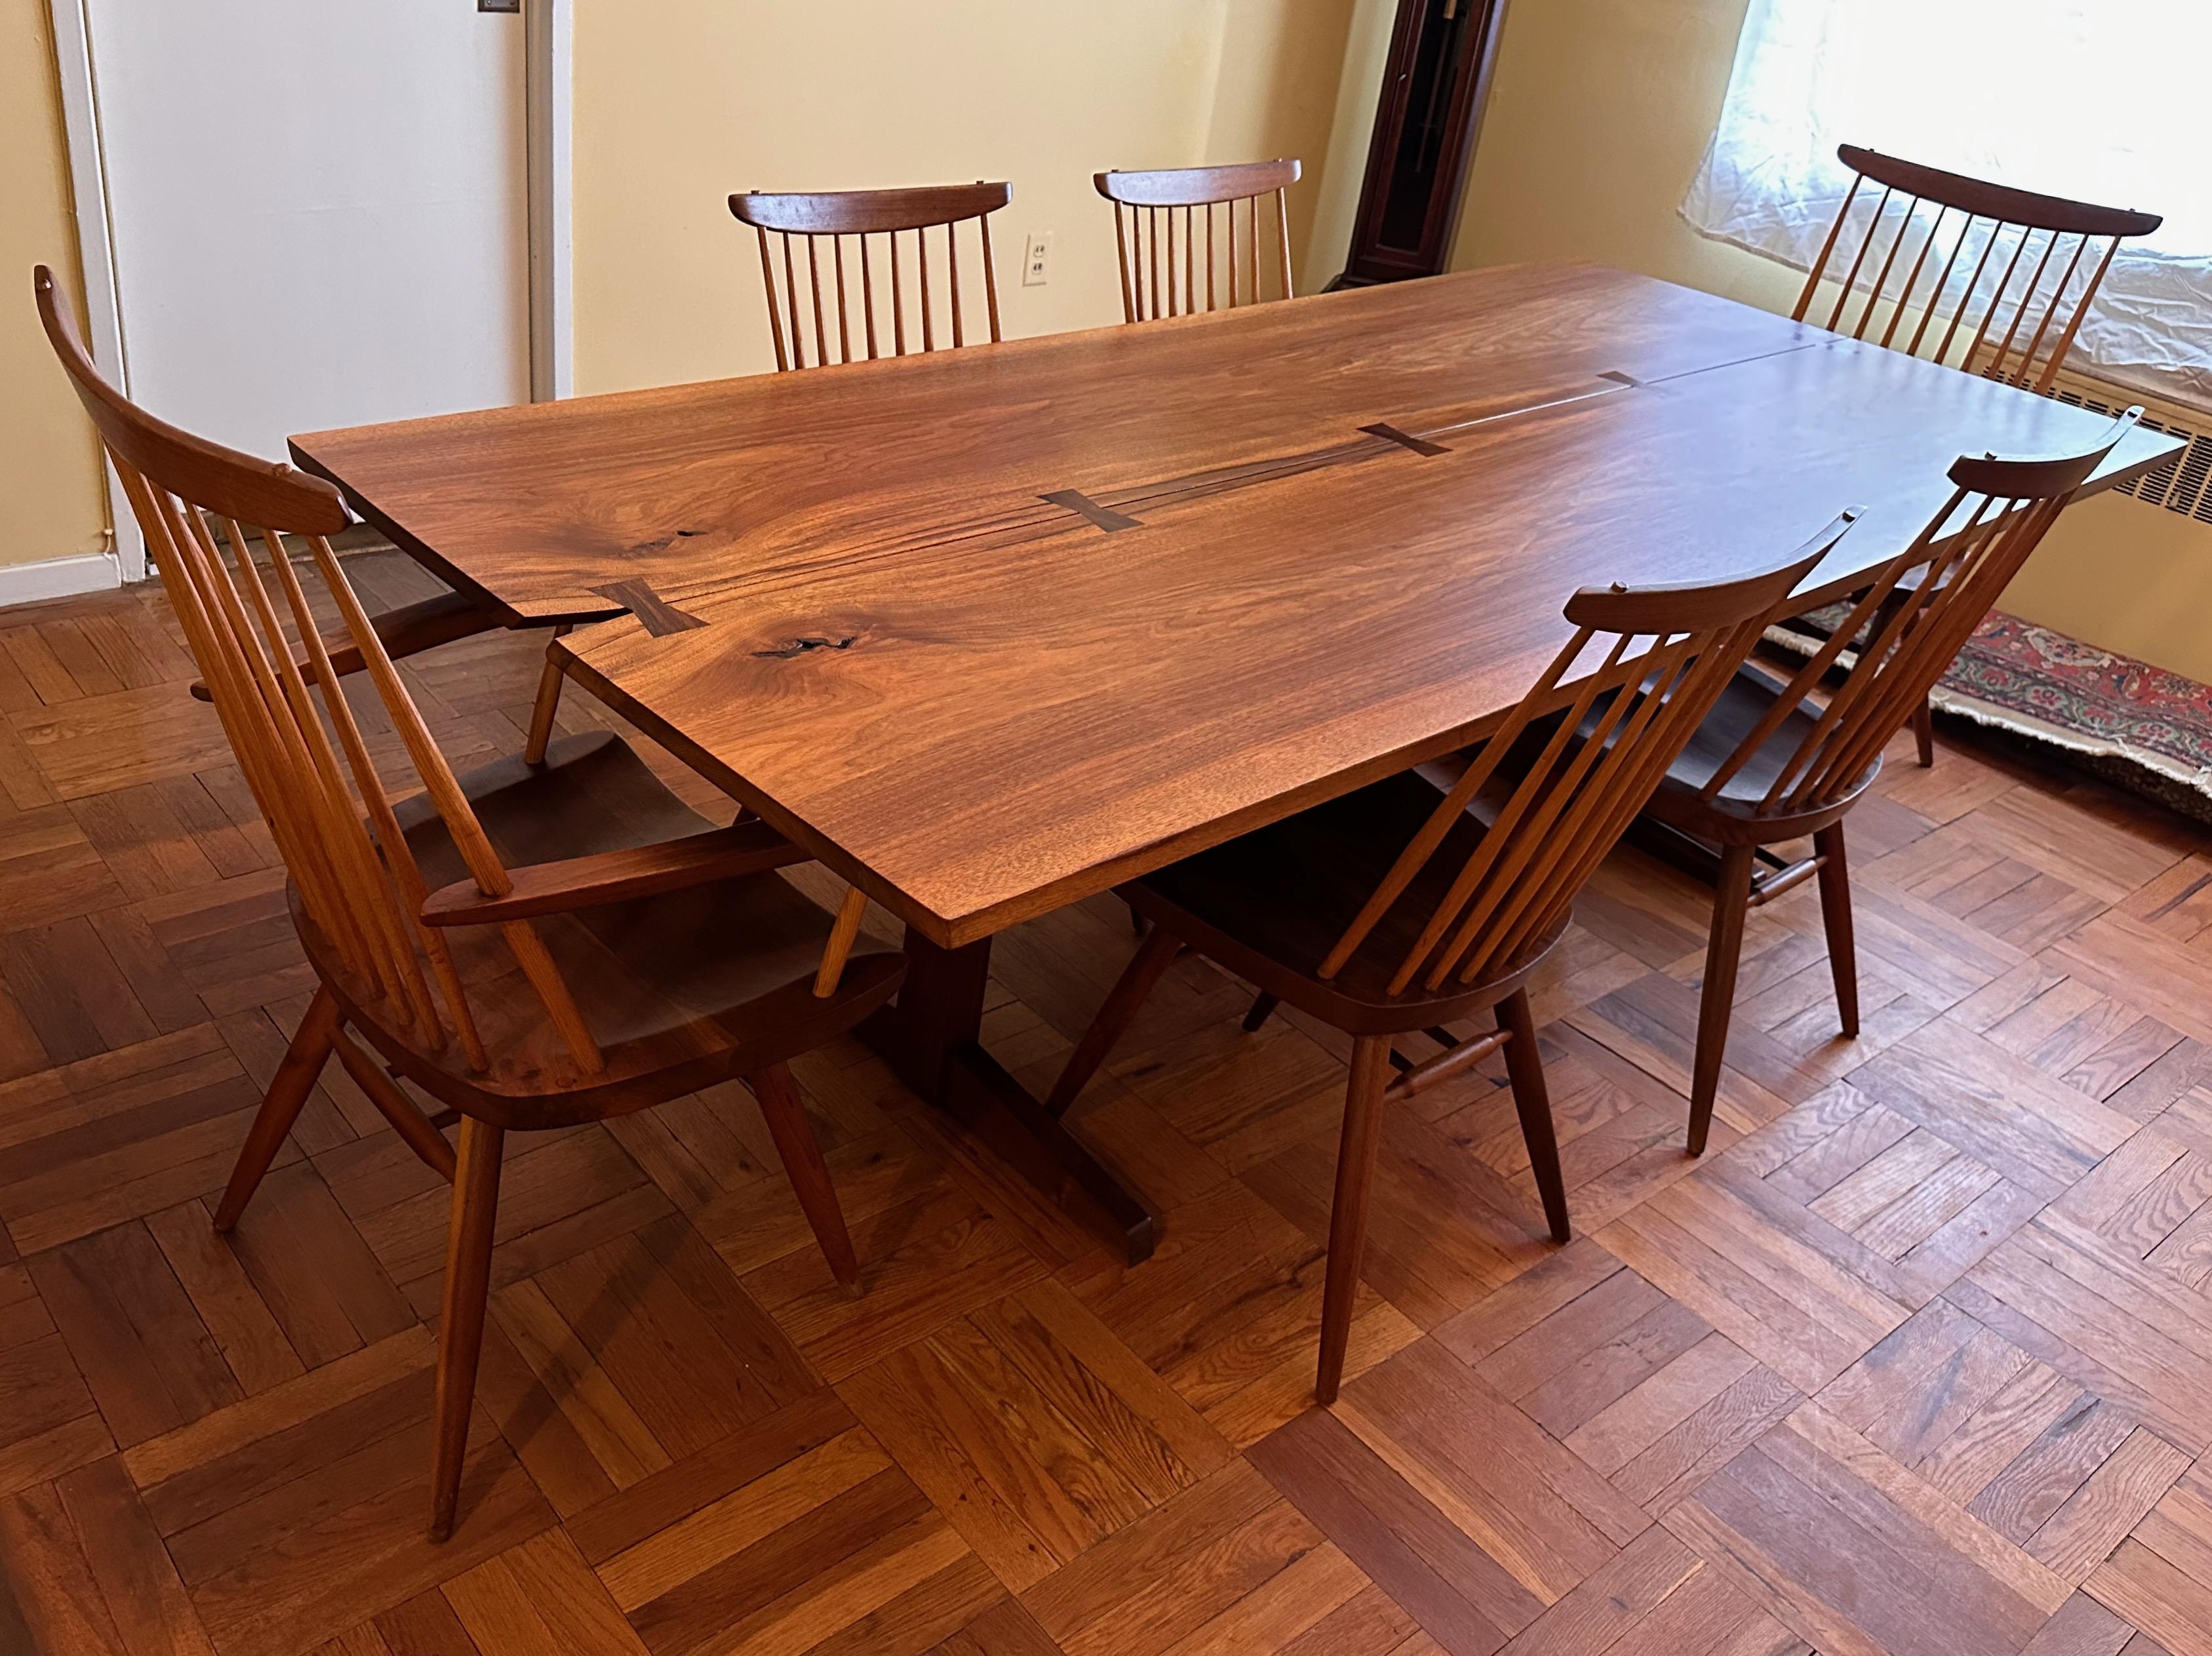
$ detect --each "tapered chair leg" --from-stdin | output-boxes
[1044,923,1182,1117]
[430,1116,504,1542]
[750,1062,861,1293]
[1497,989,1570,1244]
[1241,992,1279,1033]
[213,986,340,1232]
[1911,696,1935,766]
[1317,1035,1392,1405]
[522,625,572,766]
[330,1030,460,1182]
[1813,823,1859,1037]
[1689,844,1756,1157]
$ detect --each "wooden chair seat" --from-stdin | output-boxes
[305,732,903,1125]
[1128,770,1564,1033]
[1431,664,1877,834]
[1643,666,1878,830]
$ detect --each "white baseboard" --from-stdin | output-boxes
[0,551,124,610]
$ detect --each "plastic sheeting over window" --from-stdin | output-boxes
[1682,0,2212,410]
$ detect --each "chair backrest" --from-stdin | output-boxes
[1095,159,1301,323]
[1703,413,2141,818]
[1797,144,2162,395]
[729,181,1010,371]
[34,264,602,1082]
[1323,521,1850,997]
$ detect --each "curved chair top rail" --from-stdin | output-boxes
[730,181,1011,237]
[34,266,347,536]
[1094,159,1301,210]
[1838,146,2162,240]
[1946,428,2132,499]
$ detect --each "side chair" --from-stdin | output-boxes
[1044,530,1840,1402]
[37,265,904,1543]
[1645,418,2141,1154]
[1792,144,2162,764]
[1096,159,1301,322]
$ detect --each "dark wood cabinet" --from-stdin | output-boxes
[1333,0,1508,288]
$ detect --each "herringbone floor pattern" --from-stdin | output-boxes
[3,554,2209,1656]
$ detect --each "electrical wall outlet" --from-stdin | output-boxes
[1022,232,1052,287]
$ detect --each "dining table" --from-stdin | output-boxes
[292,261,2185,1264]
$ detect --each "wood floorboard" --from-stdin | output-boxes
[3,564,2211,1653]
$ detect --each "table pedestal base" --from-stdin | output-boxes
[859,927,1157,1264]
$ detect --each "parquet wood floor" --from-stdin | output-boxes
[4,555,2212,1655]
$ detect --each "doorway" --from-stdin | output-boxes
[49,0,570,580]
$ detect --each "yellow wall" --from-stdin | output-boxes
[1305,0,1398,289]
[1206,0,1368,289]
[1443,0,2212,681]
[1,4,110,570]
[10,3,1362,572]
[570,0,1360,393]
[28,0,2195,670]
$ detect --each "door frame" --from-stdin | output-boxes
[526,0,573,401]
[44,0,573,589]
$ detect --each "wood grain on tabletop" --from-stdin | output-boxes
[298,265,2169,945]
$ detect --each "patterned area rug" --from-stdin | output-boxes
[1778,607,2212,826]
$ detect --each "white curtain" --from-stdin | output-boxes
[1682,0,2212,408]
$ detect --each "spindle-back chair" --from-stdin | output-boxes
[1045,527,1835,1401]
[730,181,1010,370]
[1792,145,2160,764]
[1640,417,2138,1154]
[36,265,905,1542]
[1096,159,1301,323]
[1798,146,2161,391]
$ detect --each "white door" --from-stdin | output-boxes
[81,0,532,466]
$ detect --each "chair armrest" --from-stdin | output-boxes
[419,820,810,926]
[190,589,500,702]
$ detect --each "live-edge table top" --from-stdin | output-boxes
[293,264,2182,947]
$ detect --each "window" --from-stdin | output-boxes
[1682,0,2212,408]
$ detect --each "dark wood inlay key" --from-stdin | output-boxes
[590,580,707,637]
[1360,422,1450,456]
[1040,489,1143,533]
